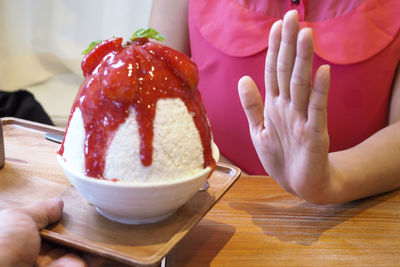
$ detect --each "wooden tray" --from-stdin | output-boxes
[0,117,241,266]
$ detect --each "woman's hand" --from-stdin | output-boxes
[238,10,332,203]
[0,198,92,266]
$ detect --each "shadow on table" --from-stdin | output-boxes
[165,219,236,267]
[229,190,400,246]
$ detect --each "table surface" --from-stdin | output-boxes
[163,174,400,267]
[1,118,400,267]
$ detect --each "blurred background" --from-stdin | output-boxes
[0,0,152,127]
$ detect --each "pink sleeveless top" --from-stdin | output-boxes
[188,0,400,174]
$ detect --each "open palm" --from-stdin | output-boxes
[238,10,331,203]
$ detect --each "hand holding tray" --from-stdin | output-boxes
[0,118,241,266]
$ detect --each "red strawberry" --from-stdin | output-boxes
[143,42,199,90]
[100,45,139,103]
[81,37,123,77]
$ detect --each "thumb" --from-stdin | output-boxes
[238,76,264,133]
[19,198,64,230]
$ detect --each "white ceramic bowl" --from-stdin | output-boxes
[57,144,219,224]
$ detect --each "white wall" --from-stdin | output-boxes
[0,0,152,126]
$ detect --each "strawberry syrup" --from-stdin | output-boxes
[58,38,216,178]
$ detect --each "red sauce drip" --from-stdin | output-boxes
[58,38,216,178]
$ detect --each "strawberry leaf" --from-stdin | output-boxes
[82,40,103,55]
[131,28,165,41]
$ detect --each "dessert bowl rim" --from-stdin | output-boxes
[56,143,219,188]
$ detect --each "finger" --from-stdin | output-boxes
[238,76,264,133]
[290,28,314,116]
[37,247,68,266]
[308,64,331,131]
[46,253,88,267]
[265,19,282,101]
[37,245,99,267]
[19,198,64,230]
[82,253,106,267]
[277,10,299,99]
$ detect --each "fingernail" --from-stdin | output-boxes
[299,27,312,36]
[285,9,298,18]
[238,76,248,89]
[271,19,282,31]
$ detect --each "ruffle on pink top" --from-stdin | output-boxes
[191,0,400,64]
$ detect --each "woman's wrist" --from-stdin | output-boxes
[291,155,339,205]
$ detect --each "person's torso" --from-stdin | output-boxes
[188,0,400,174]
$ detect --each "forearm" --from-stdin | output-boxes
[327,121,400,203]
[149,0,190,55]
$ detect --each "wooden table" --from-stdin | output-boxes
[164,175,400,266]
[1,118,400,266]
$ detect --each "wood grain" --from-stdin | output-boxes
[166,176,400,266]
[0,118,240,266]
[3,118,400,266]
